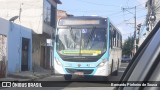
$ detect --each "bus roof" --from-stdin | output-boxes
[59,16,107,20]
[58,16,108,27]
[57,16,121,35]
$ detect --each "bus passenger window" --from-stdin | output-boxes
[114,30,116,47]
[110,30,113,49]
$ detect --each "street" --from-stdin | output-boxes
[0,63,129,90]
[38,62,128,82]
[0,0,158,90]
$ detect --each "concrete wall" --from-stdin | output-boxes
[0,18,32,73]
[0,0,43,34]
[57,10,68,20]
[8,22,32,73]
[0,0,56,35]
[0,18,9,35]
[32,34,46,69]
[0,0,58,71]
[32,33,51,71]
[43,0,57,35]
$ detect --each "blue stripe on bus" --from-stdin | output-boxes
[107,19,110,57]
[54,49,109,75]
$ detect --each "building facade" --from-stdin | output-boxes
[0,0,61,71]
[0,17,32,75]
[57,10,73,20]
[57,10,68,20]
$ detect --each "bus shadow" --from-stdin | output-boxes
[70,75,109,81]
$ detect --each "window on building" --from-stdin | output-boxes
[43,0,56,28]
[44,0,51,25]
[51,5,56,28]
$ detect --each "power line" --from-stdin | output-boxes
[125,0,146,8]
[111,13,146,26]
[108,11,124,16]
[136,0,146,8]
[123,10,146,21]
[126,0,130,8]
[63,8,145,18]
[65,9,122,13]
[109,10,146,18]
[77,0,120,7]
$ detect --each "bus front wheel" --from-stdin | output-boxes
[64,74,72,80]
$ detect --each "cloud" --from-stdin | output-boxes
[117,24,126,34]
[117,23,134,41]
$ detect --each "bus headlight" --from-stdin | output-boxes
[97,59,107,67]
[55,58,62,66]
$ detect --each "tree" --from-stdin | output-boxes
[122,36,134,57]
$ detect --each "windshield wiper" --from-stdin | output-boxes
[64,35,68,49]
[79,30,82,56]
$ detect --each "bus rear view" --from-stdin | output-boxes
[54,16,122,80]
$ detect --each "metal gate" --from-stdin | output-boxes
[0,34,7,78]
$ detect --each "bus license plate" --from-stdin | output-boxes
[74,72,84,75]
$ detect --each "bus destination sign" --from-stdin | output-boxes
[59,20,100,26]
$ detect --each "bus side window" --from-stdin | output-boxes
[117,33,119,47]
[116,32,117,47]
[119,34,121,48]
[119,33,120,47]
[113,30,116,47]
[113,29,116,38]
[121,35,122,48]
[117,32,118,47]
[110,30,113,49]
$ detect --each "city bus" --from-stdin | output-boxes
[53,16,122,80]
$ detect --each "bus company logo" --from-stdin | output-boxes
[2,82,11,87]
[77,64,81,67]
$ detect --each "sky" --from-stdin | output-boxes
[57,0,147,41]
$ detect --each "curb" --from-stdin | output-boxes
[2,73,52,81]
[8,74,37,79]
[28,73,52,81]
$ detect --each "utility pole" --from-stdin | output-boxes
[122,6,137,56]
[134,6,136,55]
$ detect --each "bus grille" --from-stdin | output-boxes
[65,69,93,74]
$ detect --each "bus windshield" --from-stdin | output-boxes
[56,28,107,56]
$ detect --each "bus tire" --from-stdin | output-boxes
[64,74,72,80]
[112,70,118,76]
[116,59,119,76]
[102,76,108,81]
[111,59,113,75]
[84,75,92,80]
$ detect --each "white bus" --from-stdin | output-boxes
[53,16,122,80]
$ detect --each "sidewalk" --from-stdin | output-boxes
[0,69,53,81]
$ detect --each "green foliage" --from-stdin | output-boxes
[122,36,134,56]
